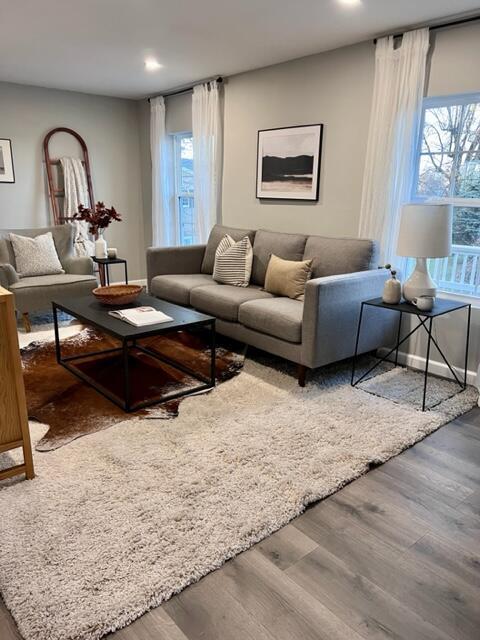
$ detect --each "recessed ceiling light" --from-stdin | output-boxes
[338,0,362,6]
[145,58,163,72]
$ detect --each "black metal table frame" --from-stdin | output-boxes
[92,257,128,286]
[52,302,216,413]
[351,301,471,411]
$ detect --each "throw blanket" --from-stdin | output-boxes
[60,157,94,257]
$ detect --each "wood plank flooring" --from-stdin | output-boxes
[2,407,480,640]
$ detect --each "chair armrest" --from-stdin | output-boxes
[0,263,19,289]
[301,269,396,368]
[146,245,206,290]
[63,256,94,276]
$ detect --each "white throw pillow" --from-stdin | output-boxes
[213,234,253,287]
[9,232,65,277]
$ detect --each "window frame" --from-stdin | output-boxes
[410,92,480,301]
[172,131,195,246]
[412,92,480,208]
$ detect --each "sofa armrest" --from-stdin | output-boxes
[0,263,19,289]
[301,269,396,368]
[63,256,94,276]
[146,245,206,290]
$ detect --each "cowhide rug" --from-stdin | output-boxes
[22,327,245,451]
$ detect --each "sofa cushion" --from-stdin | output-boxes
[303,235,379,278]
[238,297,303,344]
[150,273,218,306]
[251,230,308,286]
[10,274,97,313]
[10,274,96,290]
[191,284,273,322]
[201,225,256,274]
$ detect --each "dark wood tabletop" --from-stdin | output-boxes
[52,293,215,340]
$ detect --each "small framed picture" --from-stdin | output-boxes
[256,124,323,200]
[0,139,15,183]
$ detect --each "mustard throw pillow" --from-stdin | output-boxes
[264,254,312,300]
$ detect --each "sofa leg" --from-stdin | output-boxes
[22,312,31,333]
[298,364,307,387]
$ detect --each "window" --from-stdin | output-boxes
[412,93,480,295]
[173,132,195,245]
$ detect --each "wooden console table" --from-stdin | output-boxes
[0,287,34,481]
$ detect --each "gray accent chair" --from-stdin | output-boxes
[0,224,97,332]
[147,225,396,385]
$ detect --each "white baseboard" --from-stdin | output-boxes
[110,278,147,287]
[377,347,478,387]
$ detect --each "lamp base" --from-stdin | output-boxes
[402,257,437,302]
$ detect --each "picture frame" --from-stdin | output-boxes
[0,139,15,183]
[256,124,323,201]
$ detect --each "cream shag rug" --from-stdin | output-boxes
[0,355,477,640]
[358,365,466,409]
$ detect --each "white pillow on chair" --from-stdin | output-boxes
[9,232,65,277]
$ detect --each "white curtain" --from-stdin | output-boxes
[358,28,430,264]
[150,96,176,246]
[192,80,222,243]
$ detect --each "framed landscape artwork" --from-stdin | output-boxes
[0,139,15,183]
[256,124,323,200]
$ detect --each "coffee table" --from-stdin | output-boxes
[52,293,216,412]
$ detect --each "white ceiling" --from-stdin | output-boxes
[1,0,479,99]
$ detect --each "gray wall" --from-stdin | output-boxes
[0,82,145,279]
[165,93,192,134]
[427,23,480,97]
[222,40,374,237]
[137,98,152,257]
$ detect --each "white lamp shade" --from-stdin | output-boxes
[397,203,452,258]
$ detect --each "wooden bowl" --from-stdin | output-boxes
[92,284,143,306]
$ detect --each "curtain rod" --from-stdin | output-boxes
[373,13,480,43]
[147,76,223,102]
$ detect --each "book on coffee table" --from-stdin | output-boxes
[108,306,173,327]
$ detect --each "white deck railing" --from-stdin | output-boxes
[429,244,480,295]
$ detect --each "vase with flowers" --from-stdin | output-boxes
[74,202,122,259]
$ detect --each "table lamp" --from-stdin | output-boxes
[397,203,452,302]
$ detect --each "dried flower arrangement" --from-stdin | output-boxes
[74,202,122,236]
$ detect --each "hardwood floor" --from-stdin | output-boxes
[2,407,479,640]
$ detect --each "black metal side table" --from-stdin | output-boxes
[351,297,471,411]
[92,256,128,287]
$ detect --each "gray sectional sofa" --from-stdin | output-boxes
[147,225,396,385]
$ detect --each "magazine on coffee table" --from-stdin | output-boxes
[108,306,173,327]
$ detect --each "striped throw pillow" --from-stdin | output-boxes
[213,234,253,287]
